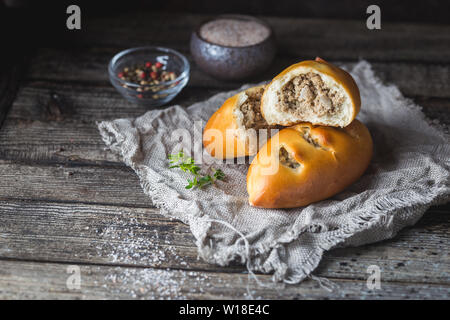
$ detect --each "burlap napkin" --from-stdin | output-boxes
[98,61,449,283]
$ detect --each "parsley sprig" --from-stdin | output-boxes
[168,151,225,189]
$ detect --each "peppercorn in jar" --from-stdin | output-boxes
[117,60,178,98]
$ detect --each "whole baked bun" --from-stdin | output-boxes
[261,58,361,128]
[247,119,372,208]
[203,85,276,159]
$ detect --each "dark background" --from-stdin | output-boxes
[1,0,448,83]
[1,0,450,49]
[2,0,450,23]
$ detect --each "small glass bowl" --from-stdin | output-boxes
[108,47,190,107]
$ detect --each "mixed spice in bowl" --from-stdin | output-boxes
[109,47,190,107]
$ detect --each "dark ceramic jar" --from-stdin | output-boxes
[190,15,276,81]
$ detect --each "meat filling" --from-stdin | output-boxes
[299,126,322,148]
[239,87,268,130]
[278,72,345,118]
[279,147,300,169]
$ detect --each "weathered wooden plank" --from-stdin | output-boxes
[0,199,448,284]
[27,47,450,98]
[0,200,232,272]
[0,56,26,129]
[1,81,448,165]
[6,81,224,120]
[0,84,225,163]
[272,18,450,64]
[0,83,139,164]
[9,81,450,123]
[73,13,450,63]
[0,260,448,300]
[0,161,151,207]
[318,211,450,284]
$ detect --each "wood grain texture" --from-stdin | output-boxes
[73,13,450,63]
[27,48,450,98]
[0,57,27,129]
[0,199,448,284]
[0,260,448,300]
[0,82,448,165]
[0,12,449,299]
[0,161,150,206]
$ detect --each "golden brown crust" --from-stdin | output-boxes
[247,119,373,208]
[203,85,264,159]
[203,94,246,159]
[260,59,361,127]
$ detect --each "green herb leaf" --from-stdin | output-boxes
[168,151,226,190]
[197,175,213,188]
[213,169,225,181]
[185,178,194,189]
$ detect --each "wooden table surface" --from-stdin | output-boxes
[0,12,449,300]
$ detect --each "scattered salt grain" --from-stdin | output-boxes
[93,208,275,299]
[94,208,188,267]
[100,268,211,300]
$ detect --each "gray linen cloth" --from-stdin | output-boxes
[98,61,450,283]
